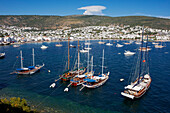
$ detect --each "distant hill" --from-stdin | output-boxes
[0,15,170,30]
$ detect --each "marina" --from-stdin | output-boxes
[0,40,170,112]
[0,0,169,112]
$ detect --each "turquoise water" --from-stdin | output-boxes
[0,40,170,113]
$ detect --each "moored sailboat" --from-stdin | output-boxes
[59,39,86,82]
[12,48,44,75]
[80,49,110,90]
[154,40,165,48]
[121,28,152,99]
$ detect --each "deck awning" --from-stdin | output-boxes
[76,74,86,78]
[84,78,96,82]
[28,66,35,69]
[132,86,143,91]
[16,68,29,71]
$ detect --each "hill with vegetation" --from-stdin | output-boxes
[0,15,170,30]
[0,97,39,113]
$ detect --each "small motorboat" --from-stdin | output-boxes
[98,41,105,44]
[124,50,135,56]
[0,52,5,59]
[152,42,159,45]
[116,44,124,47]
[106,43,113,46]
[41,45,48,49]
[56,44,62,47]
[50,83,56,88]
[155,44,164,48]
[139,47,151,51]
[84,47,92,50]
[135,42,141,45]
[120,79,124,82]
[13,45,20,47]
[70,44,76,48]
[84,42,91,45]
[124,42,131,45]
[80,49,88,53]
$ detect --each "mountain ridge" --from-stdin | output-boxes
[0,15,170,30]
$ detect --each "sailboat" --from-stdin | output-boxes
[121,28,152,99]
[80,41,89,53]
[80,49,110,90]
[84,38,91,45]
[135,40,142,45]
[154,40,165,48]
[84,38,92,50]
[13,48,44,75]
[70,50,94,86]
[59,39,86,81]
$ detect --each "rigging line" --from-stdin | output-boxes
[35,82,65,108]
[72,48,78,70]
[12,55,20,70]
[128,50,140,84]
[137,26,144,85]
[22,77,59,88]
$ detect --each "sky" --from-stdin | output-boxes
[0,0,169,18]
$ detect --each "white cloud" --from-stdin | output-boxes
[78,5,106,15]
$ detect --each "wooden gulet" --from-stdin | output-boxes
[12,48,44,75]
[80,49,110,91]
[121,27,152,99]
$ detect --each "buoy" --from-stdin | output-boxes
[120,79,124,82]
[48,70,51,73]
[64,88,69,92]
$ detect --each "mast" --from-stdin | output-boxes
[146,34,149,74]
[20,50,23,68]
[87,43,89,73]
[78,40,80,76]
[102,49,104,75]
[32,48,35,66]
[91,56,93,73]
[68,37,70,70]
[138,26,144,84]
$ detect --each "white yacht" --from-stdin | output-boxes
[124,50,135,56]
[116,44,124,47]
[80,49,88,53]
[41,45,48,49]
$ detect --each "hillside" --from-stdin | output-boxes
[0,15,170,30]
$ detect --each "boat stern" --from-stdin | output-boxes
[121,92,135,99]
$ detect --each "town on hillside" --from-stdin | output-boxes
[0,24,170,45]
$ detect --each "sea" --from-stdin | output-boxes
[0,40,170,113]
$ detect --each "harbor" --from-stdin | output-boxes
[0,40,170,112]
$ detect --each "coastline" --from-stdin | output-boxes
[1,39,170,47]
